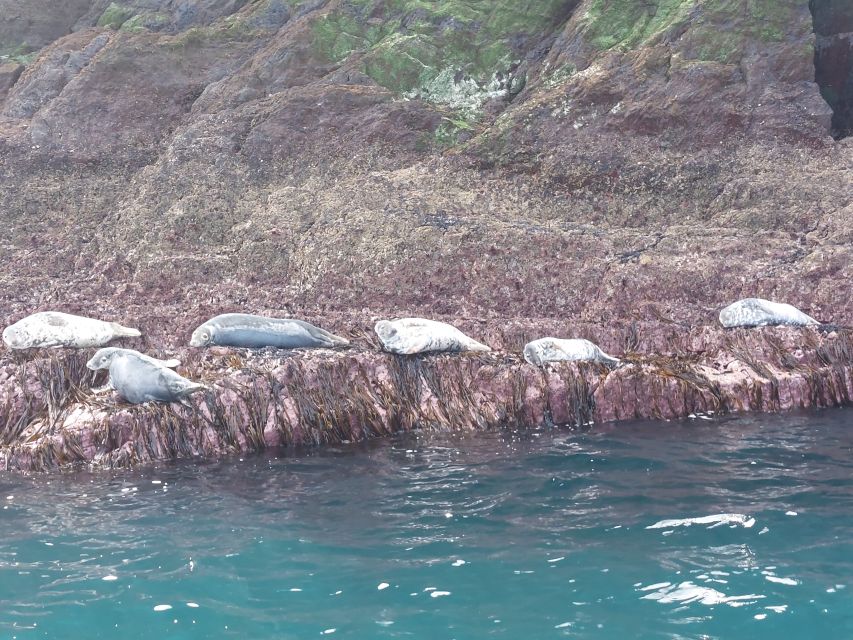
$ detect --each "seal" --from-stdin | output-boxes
[374,318,491,355]
[86,348,207,404]
[523,337,621,367]
[3,311,141,349]
[86,347,181,371]
[719,298,819,328]
[189,313,350,349]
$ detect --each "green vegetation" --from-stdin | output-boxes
[311,0,571,113]
[581,0,799,64]
[0,43,37,66]
[97,2,135,29]
[120,12,170,33]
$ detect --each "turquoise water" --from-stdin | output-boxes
[1,409,852,639]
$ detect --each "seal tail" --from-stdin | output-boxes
[175,382,209,399]
[464,339,491,353]
[316,328,350,347]
[599,353,622,368]
[110,323,142,338]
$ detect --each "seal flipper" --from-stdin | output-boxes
[309,326,350,347]
[166,377,208,399]
[109,322,142,338]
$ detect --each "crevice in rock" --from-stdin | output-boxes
[809,0,853,139]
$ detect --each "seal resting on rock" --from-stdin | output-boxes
[523,337,621,367]
[86,348,207,404]
[719,298,819,328]
[374,318,491,355]
[3,312,141,349]
[189,313,350,349]
[87,347,180,370]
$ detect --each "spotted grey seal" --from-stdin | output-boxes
[3,312,141,349]
[374,318,491,355]
[189,313,349,349]
[719,298,819,328]
[523,337,621,367]
[86,348,207,404]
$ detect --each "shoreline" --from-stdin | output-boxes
[2,324,850,472]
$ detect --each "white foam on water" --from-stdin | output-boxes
[547,557,565,563]
[639,581,764,607]
[377,583,389,590]
[641,582,672,592]
[646,514,755,530]
[765,605,787,613]
[765,576,799,586]
[153,605,172,612]
[102,575,118,581]
[430,591,451,598]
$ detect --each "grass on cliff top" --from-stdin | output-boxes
[582,0,800,63]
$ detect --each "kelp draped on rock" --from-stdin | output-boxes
[1,325,850,471]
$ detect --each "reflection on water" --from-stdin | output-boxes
[1,408,852,638]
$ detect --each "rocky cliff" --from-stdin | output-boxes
[0,1,851,469]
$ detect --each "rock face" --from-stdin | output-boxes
[1,325,851,471]
[0,0,851,468]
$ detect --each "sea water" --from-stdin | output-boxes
[1,408,852,639]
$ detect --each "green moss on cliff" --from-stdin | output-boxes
[582,0,799,64]
[120,12,170,33]
[0,43,37,66]
[98,3,135,30]
[312,0,570,111]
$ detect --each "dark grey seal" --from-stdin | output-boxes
[189,313,350,349]
[86,348,207,404]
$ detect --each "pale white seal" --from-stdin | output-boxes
[523,337,620,367]
[374,318,491,355]
[190,313,349,349]
[718,298,819,328]
[86,348,206,404]
[3,312,141,349]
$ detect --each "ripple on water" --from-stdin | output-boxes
[0,410,852,638]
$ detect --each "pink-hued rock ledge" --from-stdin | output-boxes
[1,323,850,472]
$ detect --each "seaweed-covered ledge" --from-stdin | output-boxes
[1,325,851,472]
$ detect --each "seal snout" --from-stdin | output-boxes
[374,321,396,340]
[189,326,211,347]
[1,326,15,348]
[522,343,542,366]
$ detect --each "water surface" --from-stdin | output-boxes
[1,408,852,638]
